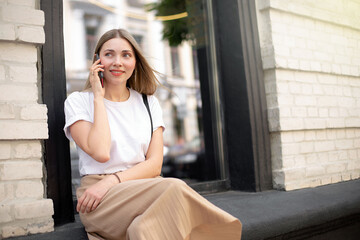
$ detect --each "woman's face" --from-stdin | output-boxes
[99,37,136,86]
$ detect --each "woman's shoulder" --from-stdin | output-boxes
[147,93,160,106]
[129,88,147,104]
[130,89,161,108]
[66,91,92,101]
[130,88,158,101]
[65,91,93,107]
[129,88,142,98]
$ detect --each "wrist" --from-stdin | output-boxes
[103,174,118,187]
[93,95,104,102]
[112,172,121,183]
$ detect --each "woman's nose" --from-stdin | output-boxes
[113,56,122,66]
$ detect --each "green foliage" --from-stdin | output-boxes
[147,0,190,46]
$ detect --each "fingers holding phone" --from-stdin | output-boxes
[90,54,105,95]
[95,54,104,88]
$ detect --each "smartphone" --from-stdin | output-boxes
[96,53,104,87]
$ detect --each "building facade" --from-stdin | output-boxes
[0,0,54,238]
[0,0,359,238]
[256,0,360,190]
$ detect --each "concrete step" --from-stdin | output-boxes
[8,179,360,240]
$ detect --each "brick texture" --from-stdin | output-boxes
[9,65,37,83]
[0,160,43,181]
[0,84,38,102]
[0,121,48,139]
[14,199,54,220]
[0,43,38,63]
[256,0,360,190]
[1,217,54,238]
[17,26,45,44]
[0,1,52,238]
[1,5,44,26]
[0,23,16,40]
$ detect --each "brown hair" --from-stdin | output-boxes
[83,29,160,95]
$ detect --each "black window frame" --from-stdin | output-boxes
[41,0,74,225]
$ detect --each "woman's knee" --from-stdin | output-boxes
[158,178,190,197]
[127,215,146,240]
[162,177,186,186]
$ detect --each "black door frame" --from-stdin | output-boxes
[212,0,273,191]
[41,0,74,225]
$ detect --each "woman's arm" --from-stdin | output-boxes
[76,127,164,213]
[70,97,111,163]
[70,59,111,163]
[116,127,164,182]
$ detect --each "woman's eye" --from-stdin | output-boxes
[105,53,112,57]
[123,53,131,58]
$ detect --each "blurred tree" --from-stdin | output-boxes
[147,0,190,46]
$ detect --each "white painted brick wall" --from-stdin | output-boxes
[0,65,5,81]
[1,5,44,26]
[272,128,360,191]
[15,180,44,199]
[0,104,15,119]
[20,104,47,120]
[256,0,360,190]
[0,84,38,102]
[7,0,36,8]
[0,23,16,40]
[17,26,45,44]
[0,160,43,180]
[0,205,12,224]
[9,65,37,83]
[1,218,54,239]
[0,43,38,63]
[0,121,48,139]
[0,142,11,159]
[13,141,42,159]
[0,0,53,238]
[0,182,14,202]
[14,199,54,220]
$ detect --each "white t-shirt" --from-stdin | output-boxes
[63,88,165,176]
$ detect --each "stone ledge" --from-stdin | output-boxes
[6,179,360,240]
[206,179,360,240]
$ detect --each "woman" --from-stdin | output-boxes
[64,29,242,240]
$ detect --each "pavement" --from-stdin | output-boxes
[8,179,360,240]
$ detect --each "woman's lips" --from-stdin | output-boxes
[110,70,124,76]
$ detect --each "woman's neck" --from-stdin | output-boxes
[104,83,130,102]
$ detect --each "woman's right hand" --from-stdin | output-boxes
[89,58,105,97]
[77,175,119,213]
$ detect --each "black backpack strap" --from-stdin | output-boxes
[142,94,153,138]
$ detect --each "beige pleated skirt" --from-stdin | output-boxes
[77,175,242,240]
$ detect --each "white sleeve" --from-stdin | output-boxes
[63,92,92,141]
[149,95,165,132]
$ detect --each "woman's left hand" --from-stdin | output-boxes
[77,175,118,213]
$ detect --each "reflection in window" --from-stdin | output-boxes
[132,35,144,50]
[84,14,101,60]
[127,0,144,8]
[170,46,181,77]
[192,47,199,79]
